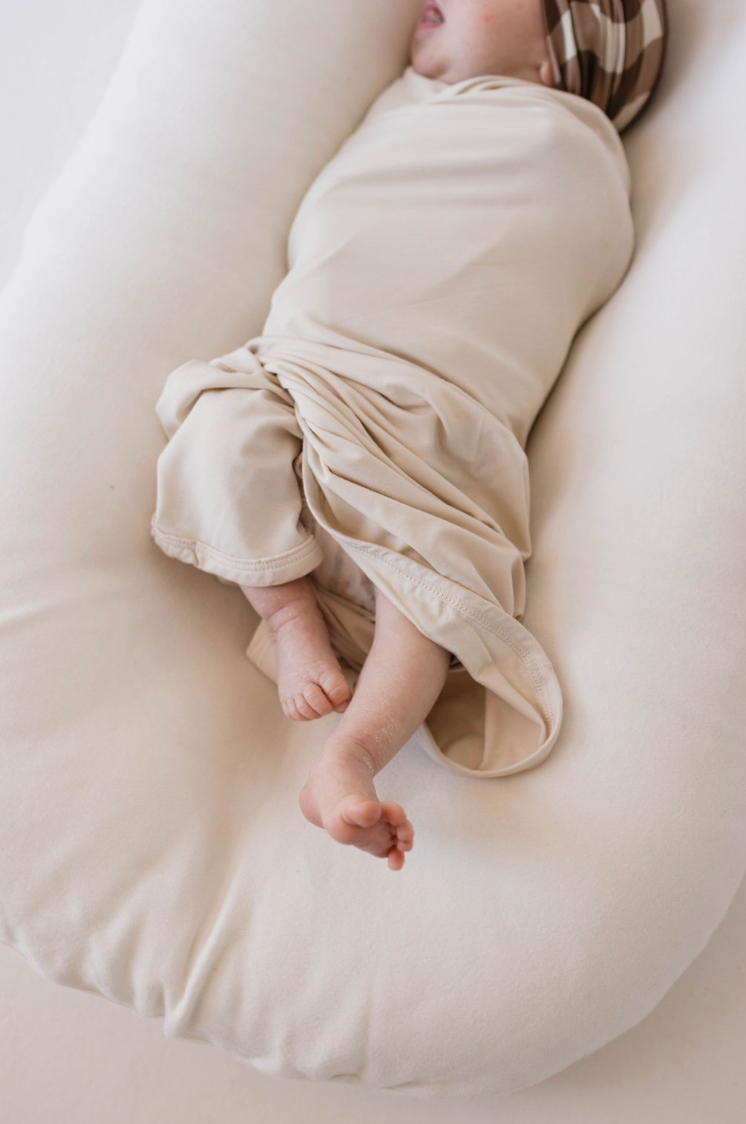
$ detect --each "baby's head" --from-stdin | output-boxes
[410,0,669,134]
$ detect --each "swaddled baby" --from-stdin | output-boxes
[151,0,668,870]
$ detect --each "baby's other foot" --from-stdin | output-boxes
[299,741,415,870]
[271,598,353,721]
[327,795,414,871]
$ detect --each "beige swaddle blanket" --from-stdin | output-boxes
[151,66,634,778]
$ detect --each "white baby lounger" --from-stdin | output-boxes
[1,0,745,1100]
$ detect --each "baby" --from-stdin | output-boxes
[241,0,665,867]
[152,0,668,871]
[238,2,559,871]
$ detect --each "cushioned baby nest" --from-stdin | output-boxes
[1,0,745,1099]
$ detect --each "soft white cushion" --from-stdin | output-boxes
[1,0,745,1099]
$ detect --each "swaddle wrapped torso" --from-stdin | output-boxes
[152,66,635,778]
[264,67,632,445]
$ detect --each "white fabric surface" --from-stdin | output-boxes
[0,0,745,1099]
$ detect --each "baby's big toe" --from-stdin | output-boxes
[342,798,383,829]
[318,668,353,712]
[301,681,335,717]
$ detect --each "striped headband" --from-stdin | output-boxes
[542,0,669,134]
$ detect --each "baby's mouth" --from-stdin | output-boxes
[418,1,445,29]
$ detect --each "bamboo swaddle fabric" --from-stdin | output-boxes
[151,66,634,779]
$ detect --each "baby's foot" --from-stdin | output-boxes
[270,597,353,721]
[298,737,414,870]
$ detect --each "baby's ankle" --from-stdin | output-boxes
[265,585,323,636]
[240,576,320,633]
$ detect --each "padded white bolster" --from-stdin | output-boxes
[0,0,745,1098]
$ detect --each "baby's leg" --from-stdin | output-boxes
[299,585,451,871]
[241,577,352,720]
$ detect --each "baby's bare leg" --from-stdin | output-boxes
[240,576,352,720]
[299,585,451,870]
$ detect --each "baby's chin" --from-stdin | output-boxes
[409,49,449,82]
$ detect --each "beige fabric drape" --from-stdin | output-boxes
[152,67,635,777]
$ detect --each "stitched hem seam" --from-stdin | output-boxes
[346,540,556,730]
[151,519,323,579]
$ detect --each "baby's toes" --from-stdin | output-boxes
[279,695,302,721]
[395,823,414,852]
[379,801,408,827]
[318,668,353,712]
[281,691,320,721]
[377,803,414,853]
[301,681,334,718]
[387,846,406,871]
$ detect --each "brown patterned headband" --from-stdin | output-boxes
[542,0,669,134]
